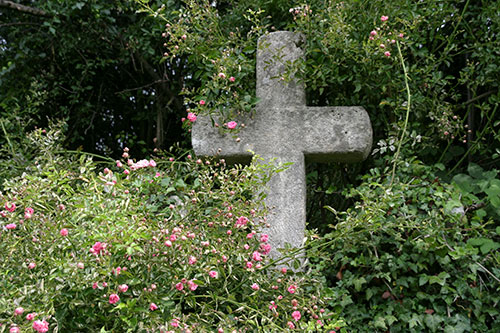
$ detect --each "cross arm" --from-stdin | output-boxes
[301,106,372,163]
[191,115,254,163]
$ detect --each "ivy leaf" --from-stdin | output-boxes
[419,275,428,286]
[373,316,387,329]
[424,314,443,330]
[353,277,366,291]
[480,240,500,254]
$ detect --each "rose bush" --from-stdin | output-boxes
[0,126,343,332]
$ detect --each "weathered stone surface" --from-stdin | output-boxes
[192,31,373,259]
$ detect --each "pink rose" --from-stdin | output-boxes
[10,327,20,333]
[246,261,253,269]
[188,256,197,265]
[109,293,120,304]
[199,100,205,106]
[24,207,34,219]
[175,282,184,291]
[5,202,16,212]
[32,320,49,333]
[381,15,388,22]
[60,228,68,236]
[251,283,259,290]
[370,30,377,36]
[229,76,235,82]
[118,284,128,292]
[288,284,297,294]
[28,262,36,269]
[384,51,391,57]
[77,262,84,269]
[6,223,16,230]
[90,241,106,255]
[92,282,98,289]
[187,112,197,122]
[227,121,237,129]
[149,159,157,167]
[287,321,295,329]
[187,280,198,291]
[26,312,36,321]
[292,310,301,321]
[14,307,24,315]
[260,234,269,242]
[252,251,262,262]
[281,267,287,274]
[218,72,226,79]
[149,303,158,311]
[209,270,218,278]
[235,216,248,228]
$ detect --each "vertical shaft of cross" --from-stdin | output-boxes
[262,153,306,259]
[257,32,306,109]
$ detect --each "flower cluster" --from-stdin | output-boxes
[289,5,312,20]
[0,144,341,331]
[368,15,405,58]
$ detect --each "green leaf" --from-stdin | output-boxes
[480,240,500,254]
[452,174,473,193]
[468,238,488,246]
[353,277,366,291]
[419,275,429,286]
[373,316,387,329]
[161,177,171,187]
[409,314,422,328]
[424,314,443,330]
[435,163,445,171]
[467,163,484,179]
[325,185,336,195]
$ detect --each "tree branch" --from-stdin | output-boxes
[0,0,51,17]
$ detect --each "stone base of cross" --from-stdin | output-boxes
[192,31,372,260]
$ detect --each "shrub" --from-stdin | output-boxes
[310,158,500,332]
[0,127,342,332]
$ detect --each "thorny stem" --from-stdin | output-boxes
[390,40,411,186]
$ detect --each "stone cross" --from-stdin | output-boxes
[192,31,372,259]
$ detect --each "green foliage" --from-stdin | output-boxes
[309,158,500,331]
[0,127,341,332]
[0,0,186,155]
